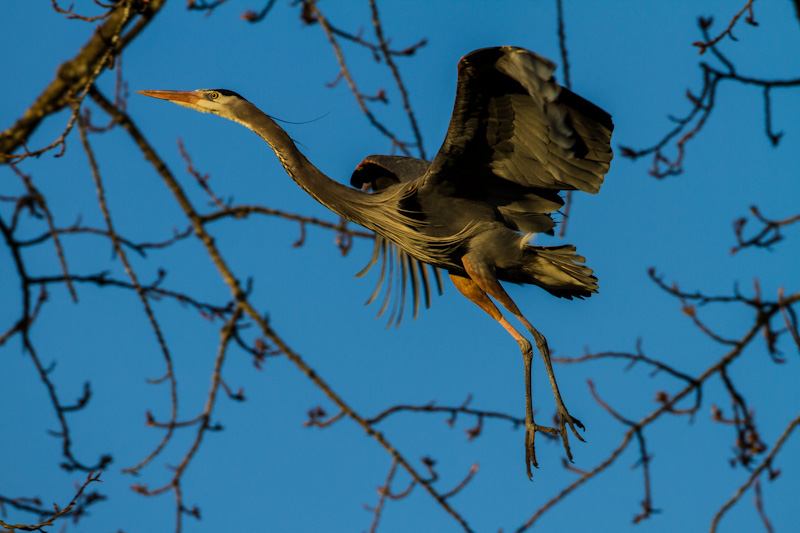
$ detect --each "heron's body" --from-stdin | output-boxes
[139,46,613,477]
[363,179,593,296]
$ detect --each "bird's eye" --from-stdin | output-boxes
[209,92,220,100]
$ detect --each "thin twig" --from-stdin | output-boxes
[710,410,800,532]
[78,104,181,476]
[368,0,426,159]
[693,0,758,54]
[306,1,416,155]
[0,472,103,531]
[556,0,573,237]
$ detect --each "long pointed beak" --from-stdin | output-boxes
[136,89,202,105]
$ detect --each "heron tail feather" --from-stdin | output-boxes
[523,244,597,299]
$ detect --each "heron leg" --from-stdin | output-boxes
[460,254,585,463]
[449,272,557,480]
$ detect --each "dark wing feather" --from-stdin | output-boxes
[422,46,613,202]
[351,155,430,190]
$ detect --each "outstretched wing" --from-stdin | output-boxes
[348,47,613,326]
[423,46,613,199]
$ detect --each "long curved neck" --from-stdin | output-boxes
[235,101,370,226]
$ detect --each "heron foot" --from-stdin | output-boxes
[525,419,559,480]
[556,405,585,463]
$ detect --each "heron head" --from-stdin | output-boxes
[137,89,248,119]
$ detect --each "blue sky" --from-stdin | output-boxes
[2,1,799,532]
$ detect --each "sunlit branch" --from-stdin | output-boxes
[51,0,116,22]
[368,0,427,159]
[0,0,140,163]
[304,1,423,156]
[0,472,103,531]
[692,0,757,55]
[586,381,658,524]
[710,410,800,532]
[131,307,244,532]
[731,206,800,255]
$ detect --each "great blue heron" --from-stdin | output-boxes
[138,46,613,478]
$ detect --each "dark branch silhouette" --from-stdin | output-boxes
[620,7,800,177]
